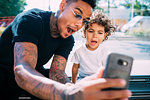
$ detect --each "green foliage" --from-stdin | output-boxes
[0,0,27,17]
[124,3,132,8]
[123,0,142,9]
[123,0,150,16]
[134,0,141,9]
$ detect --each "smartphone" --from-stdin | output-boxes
[102,53,133,90]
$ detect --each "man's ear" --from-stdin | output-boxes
[59,0,67,12]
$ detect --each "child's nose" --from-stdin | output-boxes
[93,33,97,38]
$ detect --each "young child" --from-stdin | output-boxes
[71,10,115,83]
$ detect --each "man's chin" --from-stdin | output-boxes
[60,34,69,39]
[61,33,72,39]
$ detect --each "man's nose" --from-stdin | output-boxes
[75,19,83,29]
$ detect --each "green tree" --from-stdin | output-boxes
[0,0,26,17]
[122,0,150,16]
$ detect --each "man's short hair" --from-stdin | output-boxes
[66,0,96,9]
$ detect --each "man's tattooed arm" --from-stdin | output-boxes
[49,55,71,84]
[13,42,121,100]
[13,42,82,99]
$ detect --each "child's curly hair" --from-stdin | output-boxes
[84,10,115,41]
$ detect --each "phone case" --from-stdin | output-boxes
[103,53,133,90]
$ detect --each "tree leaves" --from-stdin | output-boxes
[0,0,27,17]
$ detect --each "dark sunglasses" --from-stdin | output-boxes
[71,8,89,25]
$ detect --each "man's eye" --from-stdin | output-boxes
[83,20,89,25]
[75,14,82,20]
[71,8,83,20]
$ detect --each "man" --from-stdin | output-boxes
[0,0,131,99]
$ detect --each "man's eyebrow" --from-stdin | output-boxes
[74,7,83,14]
[74,7,90,20]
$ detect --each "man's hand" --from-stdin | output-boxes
[66,68,132,100]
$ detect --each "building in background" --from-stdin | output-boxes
[97,0,150,32]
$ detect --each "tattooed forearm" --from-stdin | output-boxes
[13,43,83,100]
[32,82,43,97]
[14,42,38,89]
[49,55,71,84]
[50,69,71,84]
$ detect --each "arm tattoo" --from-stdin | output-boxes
[32,82,43,97]
[14,42,38,90]
[14,43,83,99]
[14,42,37,68]
[49,55,71,84]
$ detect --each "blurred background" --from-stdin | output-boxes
[0,0,150,76]
[0,0,150,36]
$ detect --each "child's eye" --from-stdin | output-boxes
[89,31,93,32]
[98,32,103,34]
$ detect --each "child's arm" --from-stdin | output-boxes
[72,63,79,83]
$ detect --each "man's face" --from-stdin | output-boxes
[58,0,92,38]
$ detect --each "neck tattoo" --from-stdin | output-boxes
[50,12,60,38]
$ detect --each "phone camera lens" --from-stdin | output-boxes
[118,59,128,66]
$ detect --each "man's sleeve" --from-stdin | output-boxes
[55,36,75,60]
[12,15,42,45]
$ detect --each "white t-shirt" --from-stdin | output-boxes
[71,43,110,77]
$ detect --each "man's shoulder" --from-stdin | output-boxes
[12,8,50,29]
[23,8,45,15]
[15,8,50,21]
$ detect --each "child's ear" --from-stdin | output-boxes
[83,32,86,38]
[104,32,107,40]
[59,0,67,12]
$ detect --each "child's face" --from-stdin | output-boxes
[85,23,106,50]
